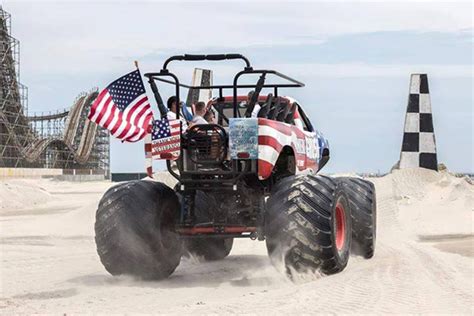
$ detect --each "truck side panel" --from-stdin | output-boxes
[257,118,318,180]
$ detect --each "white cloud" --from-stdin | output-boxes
[4,1,471,172]
[273,63,473,78]
[4,1,472,77]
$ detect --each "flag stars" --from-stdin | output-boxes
[108,70,146,108]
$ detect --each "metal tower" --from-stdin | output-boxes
[0,5,33,167]
[0,6,110,176]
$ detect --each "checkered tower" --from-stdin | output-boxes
[399,74,438,171]
[186,68,213,106]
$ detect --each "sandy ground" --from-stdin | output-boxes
[0,169,472,314]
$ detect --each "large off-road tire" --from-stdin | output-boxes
[181,190,234,261]
[185,238,234,261]
[95,180,182,280]
[265,175,352,276]
[337,177,376,259]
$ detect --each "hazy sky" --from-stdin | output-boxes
[3,0,473,173]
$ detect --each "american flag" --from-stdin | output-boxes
[88,70,153,142]
[151,118,181,159]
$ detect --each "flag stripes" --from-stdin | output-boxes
[151,118,181,159]
[88,70,153,142]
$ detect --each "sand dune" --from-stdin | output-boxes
[0,169,472,314]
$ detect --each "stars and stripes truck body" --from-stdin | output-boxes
[94,54,377,280]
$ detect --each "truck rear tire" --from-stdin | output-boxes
[265,175,352,276]
[337,177,376,259]
[95,180,182,280]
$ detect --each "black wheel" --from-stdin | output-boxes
[184,238,234,261]
[181,190,234,261]
[337,177,376,259]
[265,175,352,277]
[95,180,182,280]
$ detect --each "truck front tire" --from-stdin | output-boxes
[337,177,376,258]
[184,238,233,261]
[182,190,234,261]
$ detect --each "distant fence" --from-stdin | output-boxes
[54,174,105,182]
[0,168,62,178]
[111,173,147,182]
[63,169,107,175]
[0,168,108,179]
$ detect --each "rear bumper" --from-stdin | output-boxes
[176,225,257,238]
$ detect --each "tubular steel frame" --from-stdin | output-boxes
[144,53,304,119]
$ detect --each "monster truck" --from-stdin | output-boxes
[94,54,376,280]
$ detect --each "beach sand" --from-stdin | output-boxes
[0,168,472,314]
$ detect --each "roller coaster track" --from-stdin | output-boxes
[20,91,102,164]
[26,111,69,121]
[63,93,87,145]
[1,6,109,169]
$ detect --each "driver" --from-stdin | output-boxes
[239,90,254,108]
[240,90,260,117]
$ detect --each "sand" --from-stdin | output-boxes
[0,169,472,314]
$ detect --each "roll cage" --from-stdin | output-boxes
[143,53,305,119]
[144,54,307,184]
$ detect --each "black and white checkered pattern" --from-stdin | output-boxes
[186,68,213,106]
[400,74,438,171]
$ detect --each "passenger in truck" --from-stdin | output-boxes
[204,109,216,123]
[190,101,208,126]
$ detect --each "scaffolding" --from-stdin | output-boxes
[0,6,110,176]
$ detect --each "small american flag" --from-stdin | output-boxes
[88,69,153,142]
[151,118,181,159]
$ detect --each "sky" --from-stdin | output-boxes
[3,0,473,173]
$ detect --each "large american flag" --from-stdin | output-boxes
[151,118,181,159]
[88,70,153,142]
